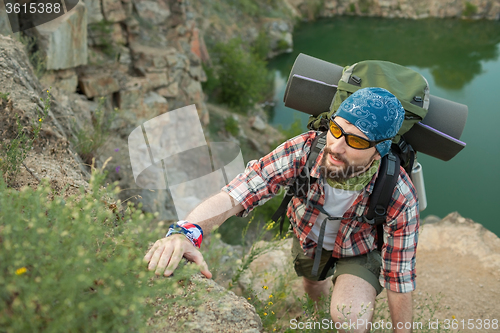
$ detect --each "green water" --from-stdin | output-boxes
[268,17,500,236]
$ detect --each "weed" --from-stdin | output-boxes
[71,97,116,166]
[0,89,50,182]
[0,92,9,101]
[88,20,118,58]
[17,34,46,79]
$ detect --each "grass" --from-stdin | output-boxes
[0,89,50,182]
[17,34,46,79]
[70,97,117,167]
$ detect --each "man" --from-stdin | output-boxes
[144,87,419,333]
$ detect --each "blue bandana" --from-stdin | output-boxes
[334,87,405,157]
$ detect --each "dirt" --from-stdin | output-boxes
[412,246,500,332]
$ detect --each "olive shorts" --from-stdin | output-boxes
[291,236,384,295]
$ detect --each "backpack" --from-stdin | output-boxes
[272,60,432,279]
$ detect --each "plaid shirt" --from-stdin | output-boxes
[222,131,419,293]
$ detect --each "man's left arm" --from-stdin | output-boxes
[387,289,413,333]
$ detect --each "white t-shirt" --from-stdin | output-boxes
[306,184,361,251]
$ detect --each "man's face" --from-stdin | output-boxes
[320,117,381,181]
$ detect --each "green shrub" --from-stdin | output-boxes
[251,30,271,60]
[463,1,478,17]
[224,116,240,137]
[207,38,271,112]
[0,166,201,332]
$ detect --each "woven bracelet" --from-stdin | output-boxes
[165,220,203,248]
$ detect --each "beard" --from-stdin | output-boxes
[320,147,377,182]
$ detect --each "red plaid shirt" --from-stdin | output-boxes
[222,131,419,293]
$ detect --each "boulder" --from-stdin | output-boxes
[156,82,179,98]
[132,0,171,25]
[145,72,169,90]
[419,212,500,278]
[33,2,87,70]
[130,42,179,73]
[40,69,78,93]
[102,0,127,22]
[149,274,262,333]
[78,73,120,98]
[83,0,104,24]
[238,239,304,317]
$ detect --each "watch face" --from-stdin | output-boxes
[4,0,80,33]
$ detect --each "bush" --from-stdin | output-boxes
[463,2,478,17]
[207,38,271,111]
[224,116,239,137]
[0,166,201,332]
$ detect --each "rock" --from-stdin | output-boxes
[145,72,169,90]
[78,73,120,98]
[250,115,267,132]
[40,69,78,93]
[156,82,179,98]
[133,0,171,25]
[419,212,500,278]
[102,0,127,22]
[83,0,104,24]
[130,42,179,73]
[263,19,293,58]
[143,91,169,113]
[33,2,87,70]
[149,274,263,333]
[189,27,210,63]
[238,239,304,317]
[0,34,90,186]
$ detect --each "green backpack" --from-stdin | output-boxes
[306,60,430,146]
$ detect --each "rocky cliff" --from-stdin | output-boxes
[286,0,500,20]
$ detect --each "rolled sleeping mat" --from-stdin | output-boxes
[283,53,468,161]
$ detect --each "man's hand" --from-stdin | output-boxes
[143,234,212,278]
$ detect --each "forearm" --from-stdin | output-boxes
[184,191,243,234]
[387,289,413,333]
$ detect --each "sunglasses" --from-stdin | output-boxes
[329,118,388,150]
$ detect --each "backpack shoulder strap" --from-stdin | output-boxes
[272,132,327,235]
[364,150,401,251]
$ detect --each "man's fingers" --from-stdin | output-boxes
[184,249,212,279]
[162,247,184,276]
[147,242,168,271]
[153,244,175,274]
[143,235,212,278]
[143,241,160,262]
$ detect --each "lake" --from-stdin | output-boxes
[268,17,500,236]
